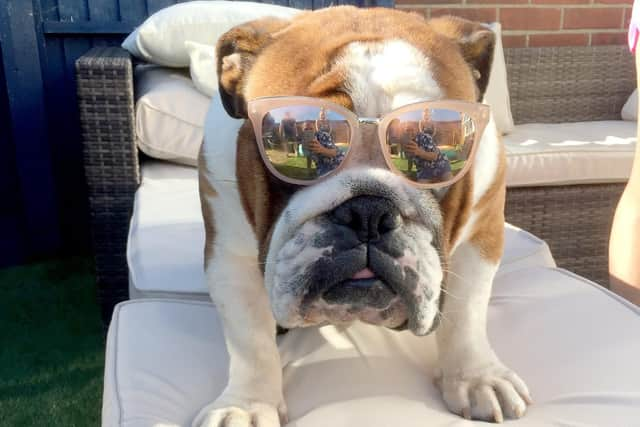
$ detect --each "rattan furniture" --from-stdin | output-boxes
[76,45,635,321]
[504,46,635,286]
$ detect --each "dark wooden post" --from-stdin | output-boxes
[0,0,62,258]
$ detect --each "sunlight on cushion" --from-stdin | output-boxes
[504,120,637,186]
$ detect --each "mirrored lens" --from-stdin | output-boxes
[260,105,351,181]
[385,108,475,184]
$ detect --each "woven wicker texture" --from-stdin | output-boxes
[504,45,635,286]
[505,184,625,286]
[505,46,635,124]
[76,47,139,325]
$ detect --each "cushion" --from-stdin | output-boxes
[134,65,210,166]
[499,223,555,276]
[104,268,640,426]
[127,161,555,300]
[504,120,637,187]
[483,22,515,135]
[121,0,300,67]
[185,41,218,97]
[127,162,206,299]
[621,89,637,121]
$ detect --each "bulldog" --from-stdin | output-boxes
[195,6,531,427]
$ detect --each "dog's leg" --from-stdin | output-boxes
[192,255,284,427]
[435,242,532,423]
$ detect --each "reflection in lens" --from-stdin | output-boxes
[261,105,350,181]
[386,108,475,184]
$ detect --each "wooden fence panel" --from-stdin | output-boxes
[0,44,26,267]
[0,0,61,262]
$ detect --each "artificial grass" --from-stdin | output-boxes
[0,257,104,426]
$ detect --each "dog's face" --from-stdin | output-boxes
[216,7,495,335]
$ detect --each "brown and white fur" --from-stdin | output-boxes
[196,7,530,427]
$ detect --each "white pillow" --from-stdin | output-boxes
[483,22,515,135]
[122,1,300,67]
[134,65,210,165]
[622,89,637,121]
[185,41,218,97]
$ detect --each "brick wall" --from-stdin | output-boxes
[396,0,632,47]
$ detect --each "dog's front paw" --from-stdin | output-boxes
[435,363,532,423]
[192,400,286,427]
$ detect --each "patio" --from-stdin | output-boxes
[1,0,640,426]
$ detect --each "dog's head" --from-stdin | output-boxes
[215,7,496,335]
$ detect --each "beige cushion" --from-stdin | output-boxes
[185,41,218,97]
[483,22,514,135]
[134,66,210,166]
[621,89,637,121]
[127,162,207,300]
[121,0,299,67]
[504,120,637,187]
[127,161,555,300]
[103,269,640,426]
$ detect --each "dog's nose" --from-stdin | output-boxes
[330,196,401,242]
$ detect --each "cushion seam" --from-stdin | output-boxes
[118,298,215,308]
[505,148,636,156]
[131,288,209,296]
[136,137,198,165]
[506,177,629,187]
[136,101,205,129]
[112,304,123,427]
[126,195,139,299]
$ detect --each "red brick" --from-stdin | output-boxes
[502,34,528,47]
[594,0,633,4]
[532,0,589,3]
[529,32,589,46]
[592,31,628,44]
[500,8,562,31]
[468,0,528,4]
[397,0,461,4]
[563,8,625,29]
[430,7,497,22]
[624,7,632,29]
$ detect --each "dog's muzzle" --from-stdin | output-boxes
[304,196,403,308]
[272,195,442,334]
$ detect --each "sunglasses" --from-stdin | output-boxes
[247,96,490,189]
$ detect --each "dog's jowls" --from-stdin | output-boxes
[195,7,530,427]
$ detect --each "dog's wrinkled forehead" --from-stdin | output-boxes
[334,40,443,117]
[217,7,495,118]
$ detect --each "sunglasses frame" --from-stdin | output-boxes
[247,96,491,189]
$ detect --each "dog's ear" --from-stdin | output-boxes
[216,17,292,118]
[429,16,496,100]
